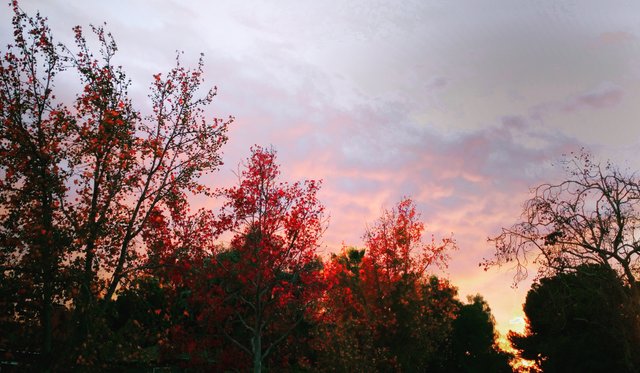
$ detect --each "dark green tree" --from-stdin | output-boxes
[509,264,639,372]
[448,295,513,373]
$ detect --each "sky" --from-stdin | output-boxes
[3,0,640,340]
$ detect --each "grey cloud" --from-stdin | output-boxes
[530,82,624,120]
[426,76,449,91]
[569,83,624,110]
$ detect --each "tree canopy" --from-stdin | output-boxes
[449,295,513,373]
[510,264,639,372]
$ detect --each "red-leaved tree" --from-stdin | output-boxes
[316,198,458,371]
[0,3,231,368]
[213,146,325,372]
[0,6,71,368]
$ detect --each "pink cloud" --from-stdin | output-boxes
[282,110,581,338]
[254,97,582,258]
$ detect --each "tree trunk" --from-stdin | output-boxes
[39,184,54,372]
[252,333,262,373]
[41,266,53,373]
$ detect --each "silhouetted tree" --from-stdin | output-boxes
[509,264,639,372]
[448,295,513,373]
[486,150,640,371]
[487,150,640,300]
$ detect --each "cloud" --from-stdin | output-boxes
[271,100,582,337]
[261,94,583,255]
[566,82,624,111]
[530,82,624,120]
[595,31,636,46]
[426,76,449,91]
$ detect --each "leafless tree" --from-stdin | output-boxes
[486,150,640,300]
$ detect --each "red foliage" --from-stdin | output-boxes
[143,146,325,370]
[315,199,458,370]
[1,3,230,367]
[213,146,325,371]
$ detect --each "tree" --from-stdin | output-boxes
[487,151,640,371]
[487,150,640,298]
[213,146,325,373]
[0,3,231,368]
[315,199,458,371]
[314,247,385,371]
[509,264,639,372]
[363,197,452,281]
[101,276,174,369]
[448,295,513,373]
[0,6,72,368]
[360,198,456,370]
[133,196,221,368]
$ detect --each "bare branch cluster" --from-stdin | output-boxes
[486,150,640,292]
